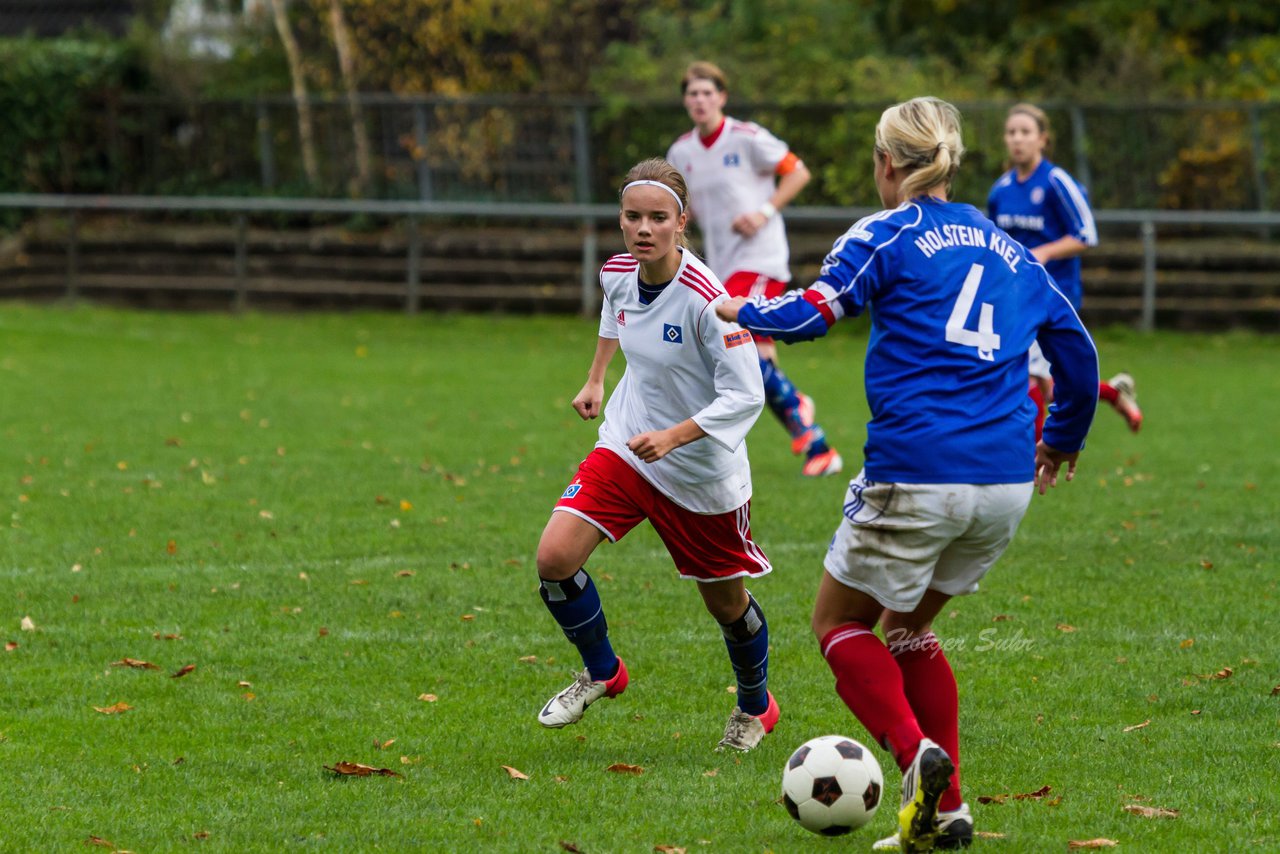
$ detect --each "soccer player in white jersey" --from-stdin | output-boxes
[534,158,780,752]
[667,61,842,477]
[719,98,1100,851]
[988,102,1143,438]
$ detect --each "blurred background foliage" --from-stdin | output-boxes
[1,0,1279,206]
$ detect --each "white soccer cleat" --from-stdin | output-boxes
[537,658,628,729]
[896,737,956,853]
[716,690,779,752]
[1108,372,1143,433]
[801,448,843,477]
[872,802,973,850]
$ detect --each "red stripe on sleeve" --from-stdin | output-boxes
[803,289,836,326]
[679,275,717,302]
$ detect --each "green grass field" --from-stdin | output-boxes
[2,304,1277,852]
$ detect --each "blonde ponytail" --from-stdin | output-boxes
[875,97,965,200]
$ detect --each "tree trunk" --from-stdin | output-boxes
[267,0,319,188]
[328,0,372,197]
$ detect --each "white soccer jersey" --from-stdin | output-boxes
[667,117,793,283]
[595,249,764,514]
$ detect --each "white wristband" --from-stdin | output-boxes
[759,202,778,219]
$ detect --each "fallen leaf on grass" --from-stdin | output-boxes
[991,614,1012,622]
[518,655,538,664]
[1122,719,1151,732]
[1200,667,1233,681]
[1178,638,1194,649]
[111,659,160,670]
[237,681,252,688]
[20,616,35,632]
[461,614,475,622]
[979,784,1052,805]
[1199,559,1214,570]
[559,843,582,853]
[501,765,529,780]
[93,703,133,715]
[396,570,415,577]
[374,738,396,750]
[5,642,17,652]
[171,664,196,678]
[975,831,1007,839]
[418,693,437,702]
[1056,623,1077,632]
[324,762,401,777]
[1124,804,1179,819]
[1271,685,1280,697]
[193,830,210,839]
[153,633,183,641]
[85,836,117,848]
[654,847,686,854]
[703,768,718,777]
[607,763,644,775]
[1068,841,1118,850]
[1014,785,1052,800]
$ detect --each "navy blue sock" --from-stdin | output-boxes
[759,357,800,422]
[719,593,770,716]
[540,569,617,681]
[760,358,830,456]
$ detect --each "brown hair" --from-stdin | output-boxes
[874,96,965,201]
[1006,102,1054,157]
[681,60,728,94]
[619,158,690,247]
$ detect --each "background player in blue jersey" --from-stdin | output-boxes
[535,158,781,752]
[988,102,1143,438]
[718,97,1100,852]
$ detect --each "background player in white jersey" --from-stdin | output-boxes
[667,61,842,477]
[719,98,1099,851]
[535,158,780,752]
[988,102,1143,439]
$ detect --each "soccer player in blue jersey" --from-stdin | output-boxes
[988,102,1142,438]
[535,158,780,752]
[717,97,1100,852]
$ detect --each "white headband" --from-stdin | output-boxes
[622,180,684,213]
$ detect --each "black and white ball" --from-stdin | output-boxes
[780,735,883,835]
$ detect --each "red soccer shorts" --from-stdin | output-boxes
[723,270,789,345]
[554,448,771,581]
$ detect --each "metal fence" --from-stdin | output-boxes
[5,192,1279,331]
[73,95,1280,215]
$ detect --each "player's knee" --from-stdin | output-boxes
[535,538,578,580]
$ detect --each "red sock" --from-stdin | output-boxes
[821,622,924,770]
[891,632,963,812]
[1028,383,1046,442]
[1098,381,1118,404]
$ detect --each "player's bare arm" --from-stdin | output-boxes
[1033,440,1080,495]
[732,159,811,237]
[1030,235,1088,263]
[572,336,620,420]
[627,418,708,463]
[715,296,749,323]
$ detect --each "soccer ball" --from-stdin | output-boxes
[780,735,883,836]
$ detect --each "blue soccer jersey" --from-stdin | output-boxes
[986,159,1098,310]
[736,198,1099,484]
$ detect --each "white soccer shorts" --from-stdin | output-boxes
[824,469,1034,612]
[1027,340,1052,379]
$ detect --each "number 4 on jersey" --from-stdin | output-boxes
[946,263,1001,361]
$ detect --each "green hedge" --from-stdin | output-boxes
[0,37,144,194]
